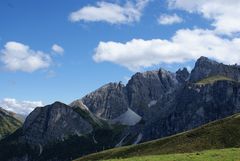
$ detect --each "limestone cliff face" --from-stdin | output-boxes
[81,82,129,120]
[139,57,240,141]
[141,80,240,141]
[126,69,179,117]
[21,102,93,145]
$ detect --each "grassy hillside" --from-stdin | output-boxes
[196,75,235,85]
[104,148,240,161]
[0,109,23,140]
[75,113,240,161]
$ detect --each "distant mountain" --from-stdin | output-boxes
[1,56,240,161]
[0,107,23,140]
[76,112,240,161]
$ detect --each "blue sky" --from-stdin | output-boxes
[1,0,240,114]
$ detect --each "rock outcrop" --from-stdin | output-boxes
[81,82,129,120]
[126,69,179,117]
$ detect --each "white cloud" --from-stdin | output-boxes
[93,28,240,71]
[0,42,51,72]
[158,14,183,25]
[52,44,64,55]
[168,0,240,35]
[0,98,44,115]
[69,0,150,24]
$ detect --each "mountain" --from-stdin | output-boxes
[75,112,240,161]
[75,56,240,142]
[0,107,23,140]
[189,56,240,82]
[1,56,240,161]
[0,101,137,161]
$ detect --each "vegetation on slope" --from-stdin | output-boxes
[104,148,240,161]
[0,109,23,140]
[75,113,240,161]
[196,75,235,85]
[0,123,125,161]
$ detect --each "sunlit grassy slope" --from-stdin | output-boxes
[196,75,235,84]
[104,148,240,161]
[75,113,240,161]
[0,109,22,140]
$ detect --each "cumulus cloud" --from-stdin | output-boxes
[158,14,183,25]
[93,28,240,71]
[0,42,51,72]
[0,98,44,115]
[52,44,64,55]
[168,0,240,35]
[69,0,150,24]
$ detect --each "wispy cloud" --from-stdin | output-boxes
[52,44,64,55]
[158,14,183,25]
[69,0,150,24]
[0,41,51,72]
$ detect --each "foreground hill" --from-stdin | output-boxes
[76,112,240,161]
[103,148,240,161]
[0,107,23,140]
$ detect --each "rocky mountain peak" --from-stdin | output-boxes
[70,99,89,111]
[176,67,190,83]
[81,82,129,120]
[21,101,93,145]
[196,56,218,65]
[189,57,240,83]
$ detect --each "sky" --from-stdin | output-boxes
[1,0,240,115]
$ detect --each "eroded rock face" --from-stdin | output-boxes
[21,102,93,145]
[81,82,129,120]
[142,80,240,141]
[189,56,240,82]
[176,67,190,83]
[79,69,182,121]
[138,57,240,141]
[126,69,179,117]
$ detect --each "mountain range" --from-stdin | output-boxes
[1,56,240,161]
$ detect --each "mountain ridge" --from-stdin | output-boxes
[1,56,240,161]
